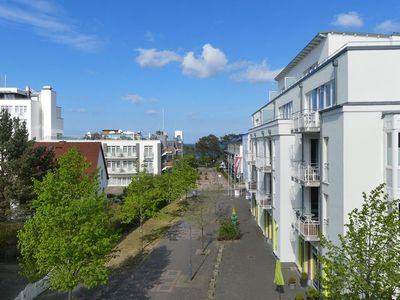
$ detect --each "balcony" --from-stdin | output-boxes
[256,191,272,209]
[294,214,320,241]
[292,110,320,133]
[105,152,138,159]
[108,167,137,174]
[246,153,255,165]
[255,155,272,172]
[292,163,320,187]
[247,181,257,192]
[144,152,154,160]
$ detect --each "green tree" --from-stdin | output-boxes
[18,148,118,300]
[0,110,55,220]
[186,195,214,250]
[320,184,400,299]
[195,134,222,166]
[219,133,237,151]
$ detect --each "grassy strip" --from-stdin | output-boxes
[107,199,187,270]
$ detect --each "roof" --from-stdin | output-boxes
[274,31,400,81]
[35,141,108,179]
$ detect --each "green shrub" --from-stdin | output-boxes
[306,286,319,300]
[218,219,240,240]
[295,292,305,300]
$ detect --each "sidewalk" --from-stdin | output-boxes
[215,193,306,300]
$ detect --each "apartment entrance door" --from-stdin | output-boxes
[311,187,319,219]
[310,139,319,164]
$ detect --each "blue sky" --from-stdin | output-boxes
[0,0,399,143]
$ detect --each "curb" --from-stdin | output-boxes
[207,244,225,299]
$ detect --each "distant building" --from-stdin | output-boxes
[35,141,108,192]
[101,138,161,187]
[224,134,244,182]
[0,85,63,140]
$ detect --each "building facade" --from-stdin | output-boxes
[0,85,64,140]
[244,31,400,288]
[35,141,108,192]
[102,139,161,187]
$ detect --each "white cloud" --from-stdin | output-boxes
[146,109,157,115]
[0,0,103,51]
[136,48,181,67]
[145,31,155,42]
[121,94,145,104]
[182,44,228,78]
[333,11,363,28]
[231,60,282,83]
[375,20,400,33]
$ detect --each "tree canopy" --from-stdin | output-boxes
[320,184,400,299]
[18,148,118,296]
[195,134,222,166]
[121,156,198,225]
[0,110,55,220]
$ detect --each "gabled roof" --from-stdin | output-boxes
[35,141,109,179]
[274,31,400,81]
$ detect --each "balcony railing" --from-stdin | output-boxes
[255,155,272,172]
[105,152,138,158]
[295,214,320,241]
[292,110,320,133]
[144,152,154,160]
[256,191,272,209]
[247,181,257,192]
[108,167,137,174]
[292,163,320,187]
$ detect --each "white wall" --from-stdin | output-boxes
[347,49,400,102]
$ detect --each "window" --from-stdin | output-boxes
[307,80,336,111]
[15,105,27,116]
[318,86,324,110]
[144,146,153,158]
[279,101,293,119]
[387,133,392,165]
[1,105,12,113]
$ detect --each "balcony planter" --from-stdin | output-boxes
[288,276,296,289]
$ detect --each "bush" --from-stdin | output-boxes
[288,276,296,285]
[0,222,23,260]
[218,219,240,240]
[295,292,305,300]
[306,286,319,300]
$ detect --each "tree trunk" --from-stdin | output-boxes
[67,289,72,300]
[201,227,204,250]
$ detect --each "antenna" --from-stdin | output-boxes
[162,108,165,134]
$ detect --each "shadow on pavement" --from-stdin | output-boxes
[39,245,172,300]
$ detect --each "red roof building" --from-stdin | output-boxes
[35,141,109,192]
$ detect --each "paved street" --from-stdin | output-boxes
[40,169,306,300]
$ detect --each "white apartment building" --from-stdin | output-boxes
[102,139,161,187]
[244,31,400,288]
[0,85,64,140]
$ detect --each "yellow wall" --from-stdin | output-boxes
[273,219,277,251]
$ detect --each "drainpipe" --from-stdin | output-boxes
[301,133,304,214]
[392,131,398,200]
[332,59,338,105]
